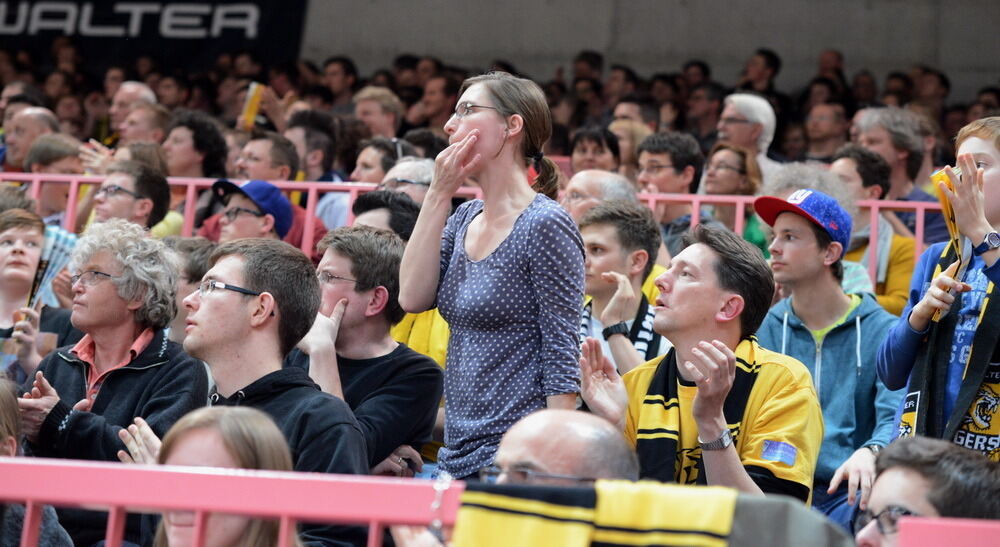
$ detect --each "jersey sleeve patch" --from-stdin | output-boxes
[761,440,798,466]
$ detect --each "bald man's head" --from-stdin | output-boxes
[6,107,59,168]
[493,409,639,485]
[562,169,637,223]
[110,81,156,127]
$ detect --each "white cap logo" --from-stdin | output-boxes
[787,189,813,205]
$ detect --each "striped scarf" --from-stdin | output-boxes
[899,242,1000,439]
[635,339,761,482]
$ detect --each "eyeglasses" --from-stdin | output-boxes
[70,270,118,287]
[197,279,262,297]
[453,102,501,118]
[637,164,676,176]
[222,207,265,222]
[706,162,746,174]
[718,117,753,126]
[380,177,431,190]
[562,190,595,203]
[317,271,358,285]
[853,505,916,536]
[95,184,142,199]
[478,464,595,485]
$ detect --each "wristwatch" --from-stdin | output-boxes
[602,322,629,341]
[698,429,733,451]
[973,232,1000,256]
[863,444,882,456]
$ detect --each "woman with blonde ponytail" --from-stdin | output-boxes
[400,71,585,480]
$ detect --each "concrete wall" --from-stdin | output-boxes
[301,0,1000,103]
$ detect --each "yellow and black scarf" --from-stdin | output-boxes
[899,242,1000,439]
[635,340,761,482]
[453,480,738,547]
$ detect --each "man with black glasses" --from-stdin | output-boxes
[482,408,639,485]
[854,436,1000,546]
[92,160,170,230]
[379,157,433,205]
[212,179,292,243]
[180,237,369,545]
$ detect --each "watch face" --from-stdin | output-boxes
[988,232,1000,248]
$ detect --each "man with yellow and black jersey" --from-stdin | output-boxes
[582,225,824,502]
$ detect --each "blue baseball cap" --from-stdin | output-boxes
[754,189,852,250]
[212,179,293,239]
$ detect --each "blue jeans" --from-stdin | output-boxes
[812,480,858,534]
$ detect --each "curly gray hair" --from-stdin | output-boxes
[70,219,177,329]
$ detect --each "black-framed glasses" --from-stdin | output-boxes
[380,177,431,189]
[95,184,143,199]
[637,163,676,176]
[70,270,118,287]
[853,505,917,536]
[317,271,358,285]
[478,464,595,485]
[198,280,262,297]
[454,102,501,118]
[222,207,265,222]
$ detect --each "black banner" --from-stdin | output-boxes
[0,1,308,72]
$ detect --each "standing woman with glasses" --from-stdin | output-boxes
[400,72,585,480]
[702,142,768,256]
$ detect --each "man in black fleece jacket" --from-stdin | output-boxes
[18,219,209,546]
[290,226,443,475]
[181,238,368,546]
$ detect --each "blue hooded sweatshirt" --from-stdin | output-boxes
[756,293,904,484]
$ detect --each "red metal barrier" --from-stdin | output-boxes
[4,172,942,285]
[897,515,1000,546]
[0,457,464,547]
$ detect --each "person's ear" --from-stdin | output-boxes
[825,241,845,265]
[277,165,292,181]
[715,293,745,324]
[365,286,390,318]
[506,113,525,140]
[629,249,649,278]
[261,213,277,237]
[681,165,696,187]
[249,292,277,327]
[865,184,883,200]
[749,123,763,146]
[134,198,154,225]
[306,149,323,169]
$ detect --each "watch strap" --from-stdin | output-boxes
[602,322,629,341]
[698,429,733,451]
[973,232,1000,256]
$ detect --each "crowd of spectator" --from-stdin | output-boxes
[0,39,1000,546]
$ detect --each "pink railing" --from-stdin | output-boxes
[5,172,942,285]
[0,457,464,547]
[897,515,1000,546]
[639,192,943,283]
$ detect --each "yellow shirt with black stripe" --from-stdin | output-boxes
[622,338,824,501]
